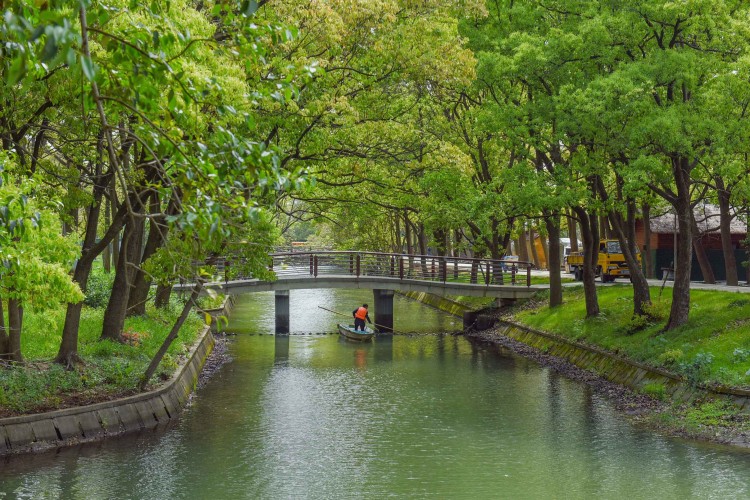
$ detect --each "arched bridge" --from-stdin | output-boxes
[180,251,546,333]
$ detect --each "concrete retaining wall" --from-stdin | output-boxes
[398,291,475,316]
[496,321,750,413]
[0,325,215,456]
[199,294,236,333]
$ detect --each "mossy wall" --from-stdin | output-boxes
[497,321,750,413]
[398,291,473,317]
[0,325,215,456]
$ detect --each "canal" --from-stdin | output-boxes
[2,289,750,498]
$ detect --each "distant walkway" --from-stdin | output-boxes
[645,278,750,293]
[551,270,750,293]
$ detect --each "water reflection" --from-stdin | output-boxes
[273,334,289,365]
[2,289,750,499]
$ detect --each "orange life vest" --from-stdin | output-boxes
[355,307,368,320]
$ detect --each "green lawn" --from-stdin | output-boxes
[0,301,205,416]
[514,285,750,388]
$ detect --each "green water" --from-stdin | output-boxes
[2,289,750,499]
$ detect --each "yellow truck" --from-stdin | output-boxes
[567,239,641,283]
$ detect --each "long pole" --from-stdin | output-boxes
[317,306,404,335]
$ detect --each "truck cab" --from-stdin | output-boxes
[567,239,641,283]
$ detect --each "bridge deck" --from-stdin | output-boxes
[186,274,544,299]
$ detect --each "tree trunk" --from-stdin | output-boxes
[139,281,203,390]
[664,157,694,331]
[154,283,172,309]
[418,223,427,277]
[573,206,600,317]
[7,298,23,363]
[717,177,738,286]
[56,144,117,366]
[102,195,112,272]
[567,211,579,251]
[0,299,7,359]
[595,175,652,317]
[434,228,447,255]
[394,211,402,253]
[404,210,414,276]
[545,214,563,307]
[642,202,653,278]
[691,214,715,284]
[518,232,529,262]
[528,230,541,268]
[128,194,169,316]
[608,206,652,317]
[110,177,120,270]
[101,214,144,341]
[539,230,549,270]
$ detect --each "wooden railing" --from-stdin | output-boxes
[211,252,534,287]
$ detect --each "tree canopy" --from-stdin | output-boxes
[3,0,750,368]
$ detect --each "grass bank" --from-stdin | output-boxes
[513,285,750,389]
[0,300,206,417]
[510,284,750,444]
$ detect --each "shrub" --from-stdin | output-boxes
[619,313,652,335]
[681,352,714,386]
[658,349,684,366]
[642,301,668,321]
[733,348,750,363]
[84,265,115,308]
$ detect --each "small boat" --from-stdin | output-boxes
[337,323,375,342]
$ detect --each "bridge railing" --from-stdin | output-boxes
[216,252,533,287]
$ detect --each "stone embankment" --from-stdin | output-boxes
[0,298,235,457]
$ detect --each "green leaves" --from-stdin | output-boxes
[80,55,97,81]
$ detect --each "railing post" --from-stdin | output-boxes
[511,265,516,285]
[399,256,404,279]
[224,260,229,284]
[390,256,395,277]
[356,254,361,277]
[485,262,490,285]
[349,254,354,275]
[314,255,318,277]
[527,265,531,287]
[431,258,436,279]
[309,254,314,275]
[440,258,446,282]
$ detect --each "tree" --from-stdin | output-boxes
[2,1,311,367]
[0,155,83,362]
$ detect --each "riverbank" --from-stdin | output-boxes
[402,288,750,448]
[0,295,236,456]
[467,324,750,448]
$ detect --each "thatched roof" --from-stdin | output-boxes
[649,204,747,235]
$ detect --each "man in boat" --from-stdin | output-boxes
[352,303,372,331]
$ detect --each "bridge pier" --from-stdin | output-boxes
[373,289,394,333]
[274,335,290,364]
[275,290,290,334]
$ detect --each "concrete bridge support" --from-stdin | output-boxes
[373,288,394,333]
[275,290,290,334]
[274,334,290,364]
[462,310,497,331]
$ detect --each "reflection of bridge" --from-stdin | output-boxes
[181,252,546,333]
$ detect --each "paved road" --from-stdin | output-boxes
[535,269,750,293]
